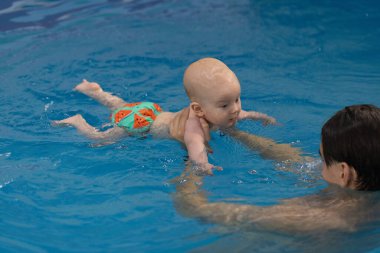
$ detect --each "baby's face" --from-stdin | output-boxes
[199,75,241,128]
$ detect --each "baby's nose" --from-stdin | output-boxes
[231,103,240,114]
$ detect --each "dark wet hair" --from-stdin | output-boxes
[321,104,380,191]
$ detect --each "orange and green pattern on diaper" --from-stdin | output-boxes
[111,102,162,133]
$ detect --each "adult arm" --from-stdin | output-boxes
[174,167,354,233]
[225,128,304,163]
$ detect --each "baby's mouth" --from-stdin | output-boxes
[229,117,237,124]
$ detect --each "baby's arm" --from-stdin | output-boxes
[184,111,220,175]
[238,110,277,126]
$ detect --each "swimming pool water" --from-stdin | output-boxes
[0,0,379,252]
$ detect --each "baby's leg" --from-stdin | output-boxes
[52,114,127,140]
[74,79,127,111]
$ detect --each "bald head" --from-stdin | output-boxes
[183,58,240,102]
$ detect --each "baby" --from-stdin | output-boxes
[53,57,276,173]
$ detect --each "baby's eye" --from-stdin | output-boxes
[235,98,240,103]
[220,104,228,108]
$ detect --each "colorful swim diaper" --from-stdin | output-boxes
[111,102,162,134]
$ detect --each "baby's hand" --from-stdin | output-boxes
[261,115,277,126]
[239,110,278,126]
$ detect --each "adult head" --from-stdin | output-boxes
[321,104,380,190]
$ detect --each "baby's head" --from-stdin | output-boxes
[183,58,240,101]
[183,58,242,128]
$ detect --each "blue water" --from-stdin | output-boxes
[0,0,379,252]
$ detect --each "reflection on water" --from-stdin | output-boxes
[0,0,162,31]
[191,226,380,253]
[275,159,323,186]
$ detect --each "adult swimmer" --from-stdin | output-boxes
[174,104,380,232]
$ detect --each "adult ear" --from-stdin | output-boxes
[340,162,357,189]
[190,102,204,117]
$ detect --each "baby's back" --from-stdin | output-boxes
[151,108,189,142]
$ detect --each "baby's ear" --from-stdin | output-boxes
[190,102,204,117]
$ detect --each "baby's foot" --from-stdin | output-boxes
[51,114,84,127]
[74,79,102,93]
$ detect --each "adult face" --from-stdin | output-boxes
[320,144,358,189]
